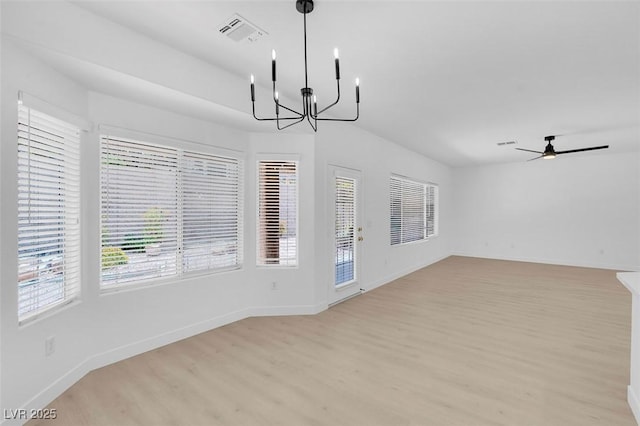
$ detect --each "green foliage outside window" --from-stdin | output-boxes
[143,207,164,248]
[101,246,129,270]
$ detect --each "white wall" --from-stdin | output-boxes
[246,132,321,315]
[314,124,453,305]
[1,39,258,423]
[1,39,91,422]
[6,0,638,423]
[0,27,453,425]
[452,152,640,271]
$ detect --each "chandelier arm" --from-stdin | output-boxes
[307,106,317,130]
[272,83,304,117]
[255,116,307,122]
[306,113,318,131]
[252,101,302,121]
[277,115,307,130]
[314,80,341,117]
[276,102,304,117]
[314,103,359,122]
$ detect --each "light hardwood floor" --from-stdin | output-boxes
[29,256,635,426]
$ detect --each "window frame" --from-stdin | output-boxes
[99,133,244,291]
[17,101,82,324]
[334,175,357,286]
[256,155,299,268]
[390,174,439,246]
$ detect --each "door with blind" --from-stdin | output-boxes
[328,166,362,306]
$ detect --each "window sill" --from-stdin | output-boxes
[19,298,82,328]
[100,264,244,295]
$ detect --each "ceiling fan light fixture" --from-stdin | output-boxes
[249,0,360,131]
[543,142,556,159]
[516,134,609,161]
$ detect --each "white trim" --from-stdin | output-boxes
[99,135,244,288]
[18,91,91,131]
[619,272,640,294]
[248,303,326,317]
[98,124,244,156]
[255,152,301,163]
[17,103,82,324]
[334,280,358,291]
[99,265,243,296]
[2,256,471,426]
[7,308,252,426]
[327,165,363,305]
[17,299,81,329]
[389,174,438,245]
[328,289,363,308]
[629,386,640,426]
[2,304,330,426]
[255,158,299,267]
[451,251,640,272]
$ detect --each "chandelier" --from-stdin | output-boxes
[249,0,360,131]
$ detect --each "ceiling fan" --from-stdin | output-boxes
[516,135,609,161]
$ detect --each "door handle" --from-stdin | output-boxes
[357,227,362,232]
[358,236,364,241]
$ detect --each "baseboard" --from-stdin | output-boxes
[0,359,90,426]
[8,308,251,426]
[4,255,451,426]
[249,303,326,317]
[451,251,639,272]
[629,386,640,426]
[365,254,450,292]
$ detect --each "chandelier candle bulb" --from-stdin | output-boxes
[313,95,317,116]
[356,78,360,103]
[275,91,279,114]
[334,48,340,80]
[250,75,255,101]
[271,49,277,82]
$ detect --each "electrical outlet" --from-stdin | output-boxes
[45,336,55,356]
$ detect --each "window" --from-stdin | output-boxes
[17,103,81,322]
[390,175,438,245]
[257,160,298,266]
[100,136,242,287]
[335,176,356,285]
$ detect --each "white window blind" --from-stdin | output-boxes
[335,177,355,285]
[426,184,438,237]
[101,137,179,285]
[17,104,81,322]
[257,161,298,266]
[390,176,438,245]
[101,136,243,287]
[182,151,243,273]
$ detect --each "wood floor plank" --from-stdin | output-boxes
[27,256,635,425]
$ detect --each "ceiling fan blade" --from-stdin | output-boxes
[527,155,543,161]
[556,145,609,154]
[516,147,543,154]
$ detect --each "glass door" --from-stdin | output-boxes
[328,166,362,305]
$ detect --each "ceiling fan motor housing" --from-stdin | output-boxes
[296,0,314,14]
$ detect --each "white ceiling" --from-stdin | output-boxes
[5,1,640,166]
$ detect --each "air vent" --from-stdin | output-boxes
[497,141,517,146]
[219,14,267,43]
